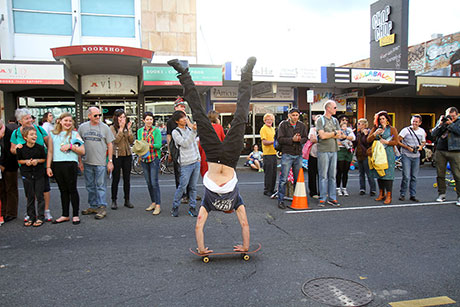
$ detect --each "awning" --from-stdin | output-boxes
[417,76,460,96]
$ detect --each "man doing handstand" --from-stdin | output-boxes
[168,57,256,255]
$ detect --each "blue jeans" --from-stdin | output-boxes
[84,164,107,208]
[358,159,376,193]
[400,154,420,197]
[278,154,302,202]
[317,151,337,201]
[141,158,161,204]
[172,161,200,209]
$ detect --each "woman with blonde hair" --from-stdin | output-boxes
[46,113,85,224]
[367,111,398,204]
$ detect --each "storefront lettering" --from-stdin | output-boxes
[81,46,125,53]
[353,70,394,82]
[372,5,393,42]
[426,42,460,62]
[89,78,122,89]
[0,66,28,76]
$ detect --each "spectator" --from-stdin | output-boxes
[431,107,460,205]
[16,126,46,227]
[398,114,426,202]
[46,113,85,225]
[367,110,399,204]
[138,111,162,215]
[170,110,200,217]
[0,119,19,223]
[247,144,263,172]
[78,107,114,220]
[260,113,277,196]
[307,115,319,199]
[6,118,19,131]
[354,118,376,196]
[276,108,308,209]
[316,100,343,207]
[336,116,355,197]
[199,110,225,177]
[10,108,53,222]
[41,112,54,135]
[110,109,134,210]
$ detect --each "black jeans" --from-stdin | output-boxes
[53,161,79,217]
[308,155,319,196]
[111,155,131,201]
[336,160,351,188]
[22,173,45,221]
[178,71,252,169]
[263,154,277,194]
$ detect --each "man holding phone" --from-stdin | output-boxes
[276,108,308,209]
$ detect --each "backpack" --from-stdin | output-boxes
[274,120,285,152]
[169,128,183,163]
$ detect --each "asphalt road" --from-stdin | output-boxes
[1,164,459,306]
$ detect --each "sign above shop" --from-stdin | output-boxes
[81,75,138,96]
[0,63,64,85]
[351,69,396,83]
[370,0,408,69]
[143,65,222,86]
[225,62,322,83]
[52,45,153,60]
[211,86,294,101]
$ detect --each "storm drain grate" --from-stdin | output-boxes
[302,277,373,306]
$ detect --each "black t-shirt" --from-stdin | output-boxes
[166,117,177,136]
[16,143,46,176]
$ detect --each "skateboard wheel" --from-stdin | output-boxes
[243,254,250,261]
[433,183,437,188]
[202,257,210,263]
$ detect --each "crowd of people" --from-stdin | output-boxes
[0,85,459,231]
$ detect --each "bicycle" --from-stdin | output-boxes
[159,144,174,174]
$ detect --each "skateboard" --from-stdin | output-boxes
[189,243,261,263]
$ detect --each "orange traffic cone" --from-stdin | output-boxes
[288,168,309,210]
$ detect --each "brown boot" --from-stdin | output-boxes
[384,192,392,204]
[375,189,385,201]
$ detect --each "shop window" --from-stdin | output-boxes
[13,0,72,35]
[387,113,395,127]
[81,0,135,37]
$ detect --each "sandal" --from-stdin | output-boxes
[24,220,33,227]
[32,220,44,227]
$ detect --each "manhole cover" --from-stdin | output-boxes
[302,277,373,306]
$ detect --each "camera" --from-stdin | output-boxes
[441,115,452,123]
[411,146,419,152]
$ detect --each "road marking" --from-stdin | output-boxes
[389,296,456,307]
[286,201,456,214]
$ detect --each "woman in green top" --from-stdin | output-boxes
[137,112,162,215]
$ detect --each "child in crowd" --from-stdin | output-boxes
[247,144,263,172]
[338,122,353,152]
[168,56,256,254]
[16,126,47,227]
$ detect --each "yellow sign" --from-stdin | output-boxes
[380,33,395,47]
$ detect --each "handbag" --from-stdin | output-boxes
[302,140,313,160]
[408,127,425,164]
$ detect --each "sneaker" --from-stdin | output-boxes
[167,59,188,74]
[145,203,156,211]
[171,206,179,217]
[124,201,134,208]
[258,169,264,172]
[456,198,460,207]
[111,200,118,210]
[342,188,349,197]
[181,197,188,204]
[82,208,98,215]
[436,194,446,202]
[95,207,107,220]
[336,188,343,196]
[318,200,326,207]
[278,201,286,209]
[152,206,161,215]
[327,199,341,207]
[399,195,405,201]
[24,215,30,222]
[409,196,419,202]
[312,195,319,199]
[370,191,376,196]
[188,207,198,217]
[359,190,365,195]
[44,210,53,222]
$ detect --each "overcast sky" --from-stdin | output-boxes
[196,0,460,67]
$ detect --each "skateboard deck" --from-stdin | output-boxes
[189,243,261,263]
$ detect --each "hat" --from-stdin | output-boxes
[174,96,186,108]
[132,140,150,157]
[288,108,300,114]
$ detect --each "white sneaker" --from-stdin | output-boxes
[336,188,343,196]
[342,188,349,196]
[456,197,460,207]
[436,194,446,202]
[44,210,53,222]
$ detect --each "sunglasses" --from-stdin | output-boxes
[93,114,102,117]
